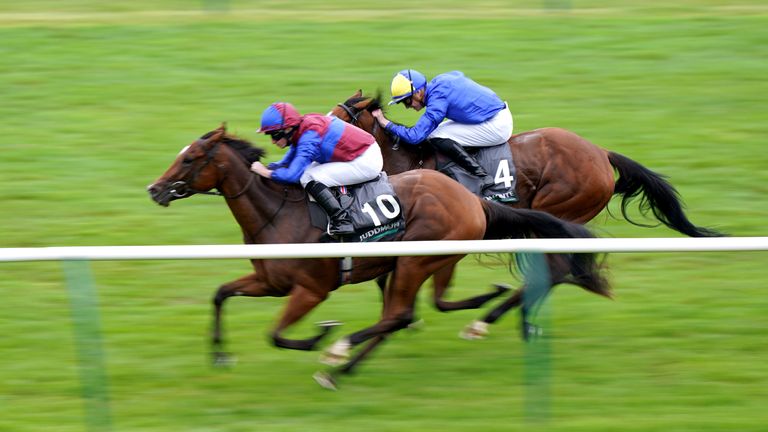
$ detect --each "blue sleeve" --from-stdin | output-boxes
[267,144,297,170]
[385,91,449,144]
[271,131,322,184]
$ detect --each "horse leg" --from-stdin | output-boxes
[461,287,523,340]
[313,335,390,390]
[462,255,574,340]
[212,272,285,366]
[270,284,337,351]
[432,265,511,312]
[322,256,459,368]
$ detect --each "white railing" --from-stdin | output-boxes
[1,237,767,262]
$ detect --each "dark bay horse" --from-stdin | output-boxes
[331,91,723,340]
[147,125,609,387]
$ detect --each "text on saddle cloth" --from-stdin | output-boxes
[309,172,406,243]
[436,142,518,203]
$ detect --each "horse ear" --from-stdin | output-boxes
[206,126,225,144]
[218,122,227,133]
[354,89,362,98]
[370,90,383,111]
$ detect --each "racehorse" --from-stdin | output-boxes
[331,91,724,340]
[147,124,609,387]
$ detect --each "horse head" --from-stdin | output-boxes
[147,124,265,206]
[331,91,433,174]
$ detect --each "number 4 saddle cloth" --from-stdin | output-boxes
[436,142,519,203]
[309,172,406,243]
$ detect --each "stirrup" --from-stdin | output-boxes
[327,219,354,236]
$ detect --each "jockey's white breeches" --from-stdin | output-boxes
[300,141,383,187]
[428,103,513,148]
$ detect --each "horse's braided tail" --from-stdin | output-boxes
[481,201,611,298]
[607,151,725,237]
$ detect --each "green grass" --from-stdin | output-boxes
[1,2,767,431]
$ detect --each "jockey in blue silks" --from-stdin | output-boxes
[371,69,513,188]
[251,102,383,236]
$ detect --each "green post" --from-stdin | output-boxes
[522,252,551,423]
[63,260,112,432]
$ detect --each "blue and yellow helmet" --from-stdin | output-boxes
[389,69,427,105]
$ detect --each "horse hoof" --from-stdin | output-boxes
[459,320,489,340]
[315,320,344,328]
[407,318,425,331]
[320,337,350,366]
[313,371,338,391]
[493,283,512,295]
[319,352,349,367]
[212,351,237,368]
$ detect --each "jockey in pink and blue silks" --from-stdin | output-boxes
[250,102,383,236]
[372,69,513,189]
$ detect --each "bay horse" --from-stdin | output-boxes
[331,91,724,340]
[147,125,609,387]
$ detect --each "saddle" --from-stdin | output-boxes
[309,172,406,243]
[435,142,518,203]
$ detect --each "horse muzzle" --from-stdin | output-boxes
[147,181,190,207]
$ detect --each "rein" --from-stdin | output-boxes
[337,100,397,150]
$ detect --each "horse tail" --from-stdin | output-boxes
[608,151,725,237]
[482,201,611,298]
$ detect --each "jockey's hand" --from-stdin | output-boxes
[250,161,271,178]
[371,109,390,128]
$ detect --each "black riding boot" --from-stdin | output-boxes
[305,180,355,236]
[429,138,494,188]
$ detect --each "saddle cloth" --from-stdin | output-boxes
[435,142,518,203]
[309,172,405,243]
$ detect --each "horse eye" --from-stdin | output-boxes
[182,157,194,166]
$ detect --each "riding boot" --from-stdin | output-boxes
[305,180,355,236]
[429,138,494,188]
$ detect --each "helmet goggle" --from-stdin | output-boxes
[266,129,290,141]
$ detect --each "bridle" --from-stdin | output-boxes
[167,134,292,239]
[336,100,402,151]
[335,98,434,169]
[169,138,255,200]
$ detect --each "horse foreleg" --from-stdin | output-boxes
[313,334,390,390]
[341,334,389,375]
[271,284,336,351]
[322,256,459,369]
[433,265,511,312]
[212,272,285,366]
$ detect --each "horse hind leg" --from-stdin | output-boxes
[462,256,572,341]
[433,265,511,312]
[461,287,523,340]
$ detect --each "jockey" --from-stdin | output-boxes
[371,69,513,188]
[251,102,383,236]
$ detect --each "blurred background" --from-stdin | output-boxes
[1,1,767,431]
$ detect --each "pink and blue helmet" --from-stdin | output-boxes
[258,102,301,133]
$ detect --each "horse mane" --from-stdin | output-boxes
[200,130,266,164]
[344,91,384,113]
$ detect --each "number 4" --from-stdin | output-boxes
[494,159,515,188]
